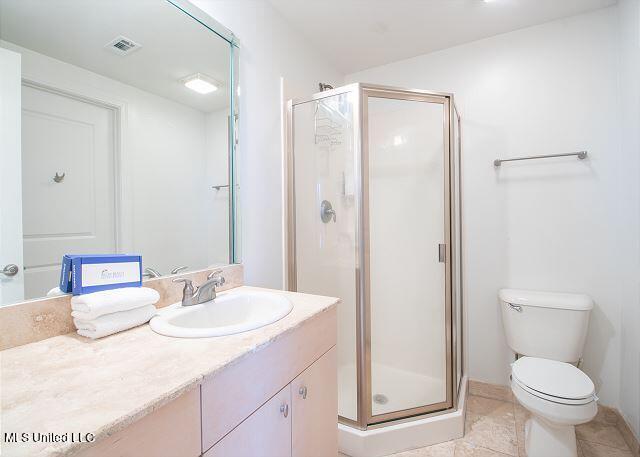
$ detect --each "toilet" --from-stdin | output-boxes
[499,289,598,457]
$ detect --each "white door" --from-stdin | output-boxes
[0,48,24,305]
[21,85,116,299]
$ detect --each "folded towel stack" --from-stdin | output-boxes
[71,287,160,339]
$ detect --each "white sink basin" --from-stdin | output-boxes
[149,291,293,338]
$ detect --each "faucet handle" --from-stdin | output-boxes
[170,266,189,275]
[207,268,225,281]
[172,278,195,294]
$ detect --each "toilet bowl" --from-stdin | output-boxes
[511,357,597,457]
[499,289,597,457]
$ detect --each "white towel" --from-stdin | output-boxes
[74,304,157,339]
[46,287,67,297]
[71,287,160,320]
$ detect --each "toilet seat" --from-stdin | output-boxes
[512,357,597,405]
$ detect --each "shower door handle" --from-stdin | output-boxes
[438,244,446,263]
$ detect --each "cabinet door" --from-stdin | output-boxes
[204,385,292,457]
[291,347,337,457]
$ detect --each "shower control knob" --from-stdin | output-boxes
[320,200,336,223]
[280,403,289,418]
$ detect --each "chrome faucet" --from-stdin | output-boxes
[172,269,226,307]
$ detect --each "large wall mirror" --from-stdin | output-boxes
[0,0,239,306]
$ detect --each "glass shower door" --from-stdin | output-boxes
[364,91,451,422]
[290,90,359,422]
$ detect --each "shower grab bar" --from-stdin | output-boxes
[494,151,587,167]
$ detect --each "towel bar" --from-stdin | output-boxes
[494,151,587,167]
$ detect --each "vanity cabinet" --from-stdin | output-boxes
[73,303,337,457]
[204,347,337,457]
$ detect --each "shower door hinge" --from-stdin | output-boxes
[438,244,446,263]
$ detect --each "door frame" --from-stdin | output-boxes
[21,78,127,254]
[360,86,453,425]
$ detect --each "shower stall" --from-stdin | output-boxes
[286,83,464,455]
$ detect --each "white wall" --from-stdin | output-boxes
[2,41,228,277]
[205,107,231,265]
[191,0,344,288]
[347,6,637,410]
[617,0,640,439]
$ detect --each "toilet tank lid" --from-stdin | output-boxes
[499,289,594,311]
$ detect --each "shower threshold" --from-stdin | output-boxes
[338,376,467,457]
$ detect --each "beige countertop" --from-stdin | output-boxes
[0,286,339,457]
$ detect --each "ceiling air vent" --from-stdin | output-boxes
[105,36,142,56]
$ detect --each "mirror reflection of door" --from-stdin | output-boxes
[0,47,24,304]
[21,85,116,299]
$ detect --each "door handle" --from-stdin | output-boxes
[438,244,446,263]
[1,264,19,277]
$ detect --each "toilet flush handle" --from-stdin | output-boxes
[508,302,523,312]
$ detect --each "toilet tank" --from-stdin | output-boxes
[499,289,593,363]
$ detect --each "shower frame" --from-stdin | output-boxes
[285,83,463,430]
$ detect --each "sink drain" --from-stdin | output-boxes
[373,394,388,405]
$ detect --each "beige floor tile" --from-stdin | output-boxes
[578,439,585,457]
[469,381,514,404]
[464,411,517,456]
[467,395,515,418]
[579,440,635,457]
[512,402,530,457]
[454,440,512,456]
[389,440,456,457]
[591,406,621,426]
[577,420,631,450]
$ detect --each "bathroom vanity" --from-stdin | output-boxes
[0,287,338,457]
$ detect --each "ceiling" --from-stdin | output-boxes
[0,0,231,112]
[268,0,617,74]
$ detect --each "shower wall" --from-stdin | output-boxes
[291,93,359,421]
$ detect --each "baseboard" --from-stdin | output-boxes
[469,378,640,457]
[618,413,640,457]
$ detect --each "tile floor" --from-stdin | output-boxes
[340,394,635,457]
